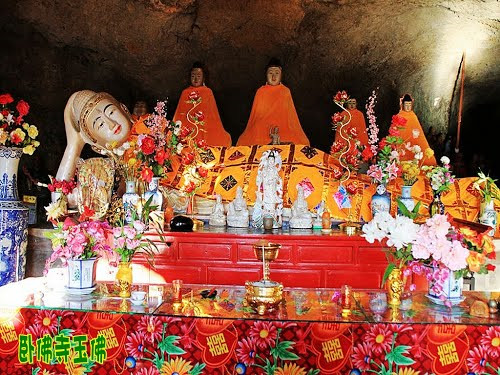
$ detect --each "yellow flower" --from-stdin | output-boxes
[0,129,7,144]
[33,140,40,147]
[479,233,495,254]
[127,158,137,168]
[274,363,307,375]
[467,251,486,273]
[392,369,420,375]
[10,128,26,144]
[23,145,36,155]
[45,199,67,221]
[424,148,434,159]
[160,357,193,375]
[0,113,4,120]
[28,125,38,138]
[22,122,30,130]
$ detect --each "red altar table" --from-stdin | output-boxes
[140,227,388,288]
[1,279,498,375]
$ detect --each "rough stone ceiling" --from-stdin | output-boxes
[2,0,499,173]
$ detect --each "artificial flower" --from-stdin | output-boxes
[23,144,35,155]
[10,128,25,144]
[16,100,30,117]
[140,136,156,155]
[141,167,154,183]
[0,93,14,105]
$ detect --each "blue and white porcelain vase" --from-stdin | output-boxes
[0,146,28,286]
[144,177,163,211]
[66,257,97,293]
[371,184,391,216]
[398,185,415,214]
[428,269,464,305]
[479,199,497,236]
[122,180,139,224]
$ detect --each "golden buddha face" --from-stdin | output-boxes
[402,101,412,112]
[87,99,131,147]
[346,99,357,110]
[133,101,148,116]
[190,68,204,87]
[266,67,282,86]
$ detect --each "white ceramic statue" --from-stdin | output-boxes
[289,186,313,229]
[227,186,249,228]
[56,90,132,182]
[209,194,226,226]
[252,150,283,228]
[313,200,326,229]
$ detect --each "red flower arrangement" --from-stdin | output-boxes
[0,93,40,154]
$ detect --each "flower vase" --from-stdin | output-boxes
[116,261,132,298]
[0,146,29,286]
[428,269,464,305]
[66,258,97,293]
[371,184,391,216]
[479,199,497,236]
[122,180,139,224]
[386,267,404,308]
[144,177,163,212]
[429,191,445,217]
[398,185,415,214]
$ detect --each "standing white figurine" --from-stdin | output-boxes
[252,150,283,228]
[227,187,249,228]
[289,186,313,229]
[209,194,226,226]
[313,200,326,229]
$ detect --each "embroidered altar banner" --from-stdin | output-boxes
[1,307,499,374]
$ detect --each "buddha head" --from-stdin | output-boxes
[346,98,357,110]
[266,58,282,86]
[401,94,414,112]
[133,100,148,117]
[190,62,205,87]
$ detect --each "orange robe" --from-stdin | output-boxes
[173,86,231,147]
[397,110,437,166]
[130,114,150,136]
[334,108,369,151]
[237,84,310,146]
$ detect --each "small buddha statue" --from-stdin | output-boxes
[396,94,436,165]
[237,58,310,146]
[132,100,148,120]
[209,194,226,227]
[252,150,283,228]
[173,62,232,147]
[227,186,249,228]
[289,186,313,229]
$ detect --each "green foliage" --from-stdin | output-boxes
[158,335,186,356]
[189,363,206,375]
[381,262,396,288]
[385,345,415,366]
[270,341,300,361]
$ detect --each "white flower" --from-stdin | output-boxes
[121,142,130,150]
[390,150,400,161]
[6,114,14,124]
[415,152,423,160]
[175,120,182,128]
[412,145,421,153]
[176,143,184,154]
[440,156,450,165]
[386,215,419,249]
[412,129,420,139]
[174,127,181,136]
[113,148,125,156]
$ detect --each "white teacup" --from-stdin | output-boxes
[131,291,147,305]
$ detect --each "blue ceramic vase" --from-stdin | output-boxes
[371,184,391,216]
[0,146,28,286]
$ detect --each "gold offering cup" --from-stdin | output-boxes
[245,242,284,315]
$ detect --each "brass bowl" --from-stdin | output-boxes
[253,242,281,262]
[245,280,283,315]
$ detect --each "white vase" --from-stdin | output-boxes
[479,199,497,236]
[144,177,163,211]
[122,180,139,224]
[66,258,97,293]
[0,146,28,286]
[398,185,415,214]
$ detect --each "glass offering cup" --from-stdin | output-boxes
[369,292,388,314]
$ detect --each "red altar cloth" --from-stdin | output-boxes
[0,280,498,374]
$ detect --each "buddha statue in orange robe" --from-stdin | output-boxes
[173,63,231,147]
[334,98,369,151]
[397,94,437,166]
[236,58,310,146]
